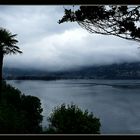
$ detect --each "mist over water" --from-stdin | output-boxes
[7,79,140,134]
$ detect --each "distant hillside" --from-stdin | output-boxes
[3,62,140,80]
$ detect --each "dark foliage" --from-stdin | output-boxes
[0,27,22,100]
[0,81,43,133]
[59,6,140,42]
[46,103,101,134]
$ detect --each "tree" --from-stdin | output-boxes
[1,81,43,133]
[59,6,140,43]
[0,28,22,99]
[20,95,43,133]
[46,103,101,134]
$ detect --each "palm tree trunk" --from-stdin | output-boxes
[0,50,3,101]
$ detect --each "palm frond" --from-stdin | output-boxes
[0,27,22,55]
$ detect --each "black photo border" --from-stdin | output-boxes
[0,0,140,139]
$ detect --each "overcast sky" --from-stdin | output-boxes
[1,5,140,71]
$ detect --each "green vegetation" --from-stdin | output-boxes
[1,81,43,133]
[45,104,101,134]
[0,28,22,99]
[1,81,101,134]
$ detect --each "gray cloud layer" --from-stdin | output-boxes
[1,6,140,71]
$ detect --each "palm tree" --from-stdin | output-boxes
[0,27,22,98]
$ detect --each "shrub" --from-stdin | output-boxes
[0,81,43,133]
[21,95,43,133]
[46,103,101,134]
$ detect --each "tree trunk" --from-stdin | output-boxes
[0,50,3,101]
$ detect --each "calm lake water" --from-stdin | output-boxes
[7,79,140,134]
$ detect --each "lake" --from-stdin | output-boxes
[7,79,140,134]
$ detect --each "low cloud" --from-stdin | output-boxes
[1,6,140,71]
[4,28,140,71]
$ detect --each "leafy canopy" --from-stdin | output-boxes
[46,103,101,134]
[59,6,140,42]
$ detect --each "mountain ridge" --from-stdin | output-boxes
[3,62,140,80]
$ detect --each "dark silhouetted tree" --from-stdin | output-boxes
[1,81,43,133]
[46,103,101,134]
[59,6,140,42]
[0,28,22,99]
